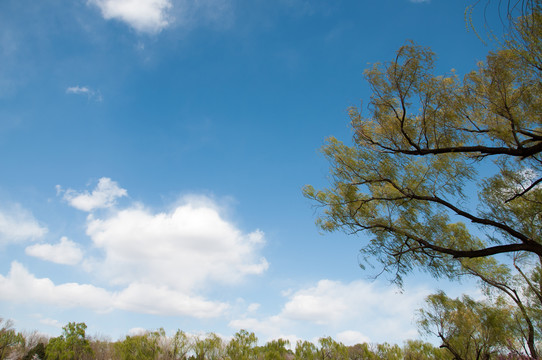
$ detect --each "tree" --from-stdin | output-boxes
[458,256,542,358]
[192,333,224,360]
[0,318,24,360]
[295,340,317,360]
[304,5,542,357]
[22,342,46,360]
[417,291,516,359]
[258,338,291,360]
[168,329,191,360]
[226,329,258,360]
[346,343,377,360]
[402,340,450,360]
[114,332,162,360]
[317,337,348,360]
[46,322,93,360]
[303,6,542,282]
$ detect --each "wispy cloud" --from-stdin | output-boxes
[39,317,63,328]
[66,85,102,101]
[0,205,47,245]
[57,177,127,212]
[410,0,430,3]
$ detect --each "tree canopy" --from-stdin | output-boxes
[304,3,542,358]
[304,5,542,282]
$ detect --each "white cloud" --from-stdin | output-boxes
[0,262,113,311]
[410,0,430,3]
[281,280,351,325]
[247,303,260,312]
[66,86,103,101]
[88,0,173,33]
[231,279,430,345]
[85,196,268,291]
[114,282,228,317]
[0,262,229,318]
[0,205,47,245]
[335,330,370,346]
[58,177,127,212]
[0,179,267,319]
[88,0,235,34]
[39,318,63,328]
[4,179,267,319]
[25,237,83,265]
[128,327,147,336]
[66,85,90,94]
[229,315,293,343]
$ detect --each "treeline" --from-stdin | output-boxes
[0,317,533,360]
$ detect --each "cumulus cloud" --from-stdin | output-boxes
[0,262,229,317]
[4,179,267,318]
[66,86,102,101]
[88,0,173,33]
[114,282,228,317]
[85,197,268,291]
[335,331,370,346]
[0,261,113,311]
[88,0,235,33]
[231,279,430,344]
[0,205,47,245]
[57,177,127,212]
[25,237,83,265]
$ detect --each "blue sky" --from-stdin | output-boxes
[0,0,497,346]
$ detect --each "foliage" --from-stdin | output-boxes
[226,329,258,360]
[295,340,317,360]
[346,343,375,360]
[458,255,542,358]
[114,330,163,360]
[1,320,466,360]
[257,338,291,360]
[304,0,542,279]
[304,32,542,280]
[317,337,348,360]
[0,318,24,360]
[22,342,46,360]
[45,322,93,360]
[191,333,224,360]
[418,291,517,359]
[304,3,542,357]
[403,339,451,360]
[168,329,191,360]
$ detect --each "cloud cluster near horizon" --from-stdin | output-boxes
[230,279,430,345]
[0,178,431,343]
[1,178,267,318]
